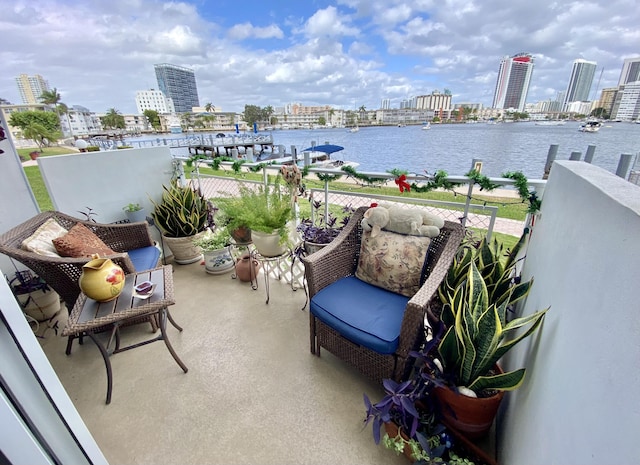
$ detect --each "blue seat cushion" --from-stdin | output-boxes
[127,245,161,271]
[310,276,409,354]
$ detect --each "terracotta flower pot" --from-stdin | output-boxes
[383,421,416,462]
[433,386,505,439]
[235,253,259,282]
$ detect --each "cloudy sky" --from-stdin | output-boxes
[1,0,638,114]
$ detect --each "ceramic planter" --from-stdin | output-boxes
[125,208,147,223]
[383,421,416,462]
[203,248,234,275]
[16,288,61,322]
[303,240,328,255]
[163,231,207,265]
[251,230,286,257]
[433,385,505,439]
[231,226,252,244]
[235,253,260,282]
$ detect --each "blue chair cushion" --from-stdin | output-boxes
[310,275,409,354]
[127,245,161,271]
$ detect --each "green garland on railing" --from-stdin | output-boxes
[300,165,343,182]
[389,169,464,193]
[465,169,501,191]
[502,171,541,213]
[341,165,388,186]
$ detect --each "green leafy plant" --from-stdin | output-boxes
[437,260,548,392]
[215,178,293,244]
[438,232,532,310]
[122,203,142,212]
[150,181,210,238]
[192,227,230,252]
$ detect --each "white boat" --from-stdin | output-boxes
[578,121,602,133]
[348,126,359,133]
[535,121,566,126]
[421,122,431,130]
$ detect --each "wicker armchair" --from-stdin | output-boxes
[301,206,464,383]
[0,211,158,310]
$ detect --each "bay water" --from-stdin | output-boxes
[127,122,640,180]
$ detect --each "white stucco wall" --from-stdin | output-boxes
[37,146,174,224]
[0,111,40,273]
[498,161,640,464]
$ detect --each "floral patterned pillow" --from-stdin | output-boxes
[355,229,431,297]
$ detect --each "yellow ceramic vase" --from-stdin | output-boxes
[79,258,125,302]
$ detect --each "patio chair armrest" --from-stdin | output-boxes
[88,221,155,252]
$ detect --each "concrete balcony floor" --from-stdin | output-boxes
[39,259,406,465]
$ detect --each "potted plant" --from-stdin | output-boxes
[296,199,354,255]
[363,333,483,465]
[428,232,549,439]
[216,177,294,257]
[122,202,146,223]
[211,200,252,244]
[192,227,234,275]
[150,181,212,264]
[8,270,61,323]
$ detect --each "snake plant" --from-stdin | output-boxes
[151,182,210,238]
[437,260,548,393]
[438,232,532,309]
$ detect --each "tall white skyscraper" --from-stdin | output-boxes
[492,53,534,111]
[618,57,640,86]
[563,59,597,109]
[15,74,50,105]
[135,89,175,114]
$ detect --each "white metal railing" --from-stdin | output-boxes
[185,158,541,289]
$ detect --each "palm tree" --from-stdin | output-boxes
[39,88,63,131]
[204,102,214,113]
[101,108,125,130]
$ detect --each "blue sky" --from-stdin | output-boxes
[0,0,638,114]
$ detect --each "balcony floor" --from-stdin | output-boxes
[39,259,406,465]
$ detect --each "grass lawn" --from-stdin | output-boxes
[17,146,79,160]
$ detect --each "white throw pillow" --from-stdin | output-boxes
[21,218,67,257]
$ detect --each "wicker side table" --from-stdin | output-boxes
[62,265,188,404]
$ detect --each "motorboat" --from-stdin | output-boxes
[578,121,602,133]
[421,122,431,130]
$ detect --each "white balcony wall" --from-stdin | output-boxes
[0,111,39,272]
[37,147,173,223]
[498,161,640,464]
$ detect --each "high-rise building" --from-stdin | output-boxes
[618,57,640,86]
[416,91,452,112]
[563,59,597,109]
[135,89,175,114]
[381,99,391,110]
[15,74,50,105]
[154,63,199,113]
[492,53,534,111]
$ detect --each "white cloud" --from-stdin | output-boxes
[227,23,284,40]
[303,6,359,37]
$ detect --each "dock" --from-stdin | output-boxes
[87,133,280,156]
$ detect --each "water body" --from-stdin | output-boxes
[127,122,640,180]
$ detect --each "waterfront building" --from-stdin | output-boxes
[565,100,592,116]
[618,57,640,86]
[598,87,618,116]
[492,53,534,111]
[610,81,640,121]
[15,74,51,105]
[59,105,102,137]
[416,91,453,116]
[135,89,175,114]
[153,63,200,113]
[375,108,434,125]
[562,59,597,110]
[381,98,391,110]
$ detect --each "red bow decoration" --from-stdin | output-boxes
[395,174,411,193]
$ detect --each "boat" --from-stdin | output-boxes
[535,121,566,126]
[348,125,359,133]
[295,144,359,169]
[578,121,602,133]
[421,122,431,130]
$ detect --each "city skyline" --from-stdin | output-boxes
[1,1,638,114]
